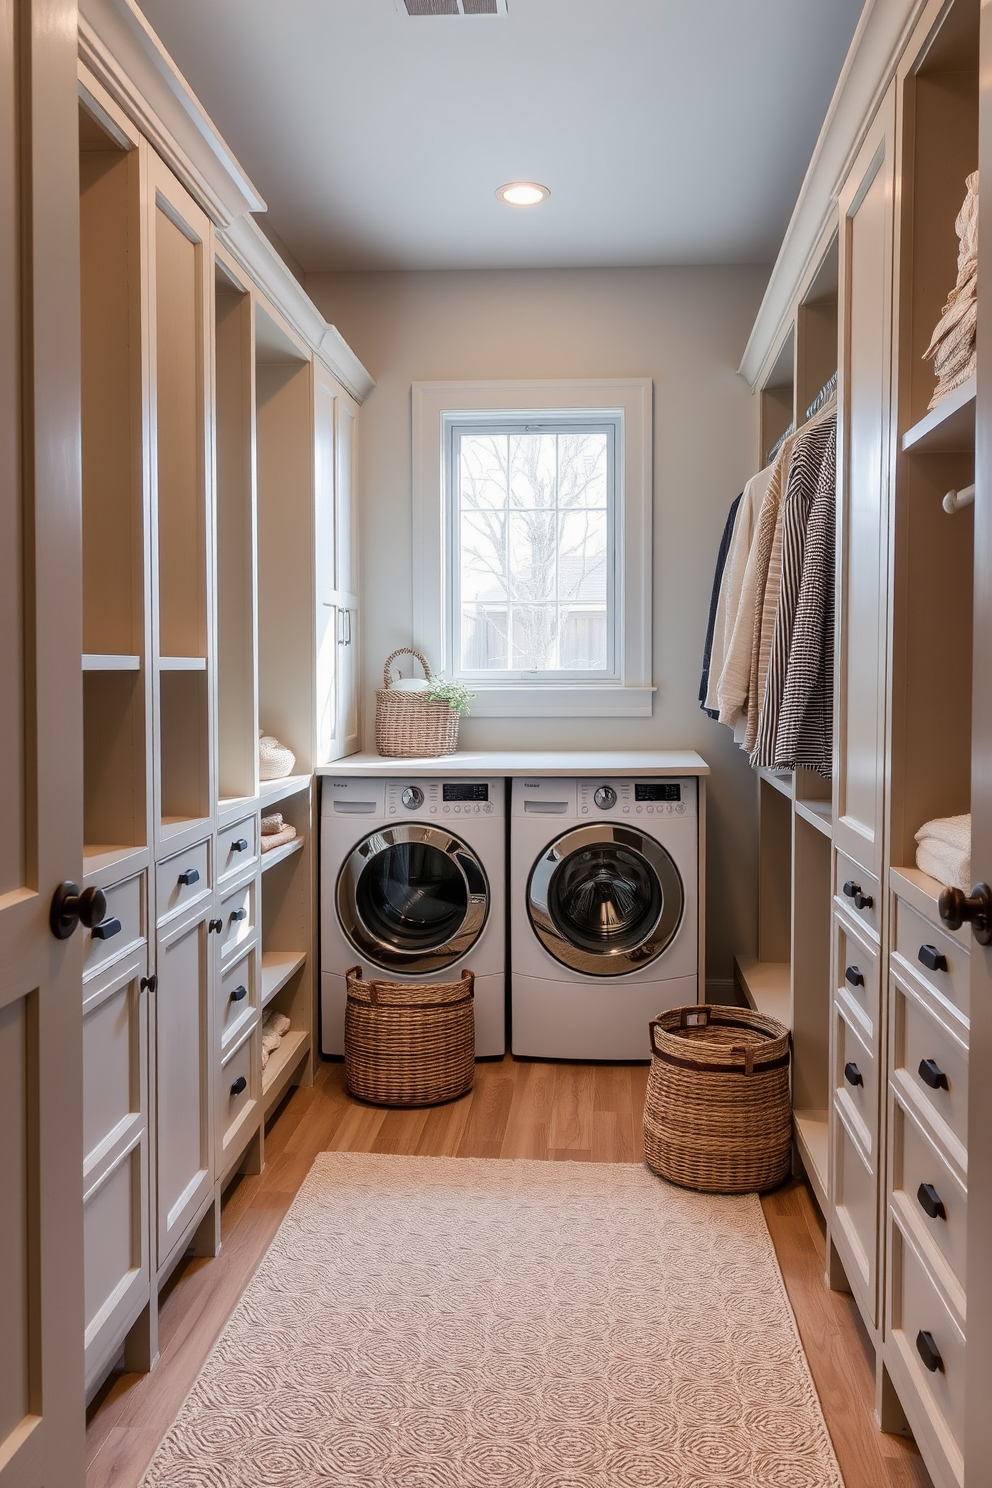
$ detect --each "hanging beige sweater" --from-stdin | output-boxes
[704,465,772,726]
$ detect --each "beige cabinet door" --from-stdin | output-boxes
[0,1,85,1484]
[835,89,896,888]
[315,362,360,764]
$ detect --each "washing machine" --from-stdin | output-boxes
[321,776,506,1057]
[511,776,698,1060]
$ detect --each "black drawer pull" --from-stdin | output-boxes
[230,907,248,923]
[178,868,200,887]
[232,837,248,853]
[844,1062,864,1088]
[230,984,248,1003]
[92,917,122,941]
[918,944,947,973]
[919,1058,949,1091]
[845,965,865,988]
[140,974,158,994]
[230,1076,247,1097]
[854,889,873,911]
[916,1330,943,1373]
[917,1183,946,1221]
[843,880,859,899]
[208,918,223,933]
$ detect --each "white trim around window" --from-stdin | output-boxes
[412,379,654,718]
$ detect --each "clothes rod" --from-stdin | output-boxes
[805,370,838,422]
[943,484,975,513]
[766,420,795,466]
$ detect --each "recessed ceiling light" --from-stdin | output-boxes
[496,182,550,207]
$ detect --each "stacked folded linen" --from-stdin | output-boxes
[915,813,971,891]
[260,1009,292,1071]
[923,172,979,408]
[260,812,299,853]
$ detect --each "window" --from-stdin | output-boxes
[413,379,653,717]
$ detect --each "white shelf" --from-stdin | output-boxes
[902,376,975,453]
[316,750,709,778]
[794,1109,829,1215]
[758,767,794,800]
[260,836,304,873]
[262,1028,309,1112]
[795,798,833,838]
[83,843,149,880]
[261,950,306,1008]
[735,956,791,1027]
[82,653,140,672]
[259,773,312,807]
[159,655,207,671]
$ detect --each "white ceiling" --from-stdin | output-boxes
[138,0,864,273]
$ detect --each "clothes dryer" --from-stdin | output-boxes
[321,776,506,1056]
[510,776,698,1059]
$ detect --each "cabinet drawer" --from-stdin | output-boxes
[892,895,969,1026]
[833,1110,877,1314]
[218,815,258,885]
[889,1219,965,1473]
[834,910,879,1045]
[83,872,144,976]
[218,1024,258,1172]
[220,945,257,1050]
[835,852,880,939]
[891,1089,967,1301]
[835,1005,878,1159]
[219,878,255,961]
[891,972,968,1159]
[157,838,211,924]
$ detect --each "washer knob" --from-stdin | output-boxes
[594,786,617,810]
[401,786,424,810]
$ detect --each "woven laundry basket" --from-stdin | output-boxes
[375,648,460,758]
[643,1004,792,1194]
[344,965,475,1107]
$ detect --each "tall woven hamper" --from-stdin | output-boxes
[344,966,475,1107]
[643,1004,792,1193]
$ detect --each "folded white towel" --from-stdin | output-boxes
[260,825,298,853]
[264,1010,292,1039]
[261,1044,269,1070]
[261,1029,283,1054]
[916,838,971,893]
[261,813,285,835]
[915,813,971,854]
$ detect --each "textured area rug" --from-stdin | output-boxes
[140,1153,843,1488]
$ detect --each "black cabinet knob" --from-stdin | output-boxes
[91,917,122,941]
[230,984,248,1002]
[140,974,158,993]
[844,1062,864,1088]
[916,1330,943,1373]
[918,1058,949,1091]
[232,838,249,853]
[230,1076,247,1096]
[918,944,948,973]
[845,965,865,988]
[50,882,108,939]
[208,918,223,934]
[178,868,200,887]
[230,907,248,922]
[938,883,992,945]
[843,880,858,899]
[854,890,873,911]
[917,1183,946,1221]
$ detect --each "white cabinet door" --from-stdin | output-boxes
[0,2,85,1483]
[154,903,214,1269]
[315,362,360,762]
[834,89,896,885]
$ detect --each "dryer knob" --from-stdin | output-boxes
[594,786,617,810]
[401,786,425,810]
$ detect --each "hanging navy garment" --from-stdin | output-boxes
[699,493,743,718]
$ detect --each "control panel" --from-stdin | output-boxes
[386,780,496,817]
[577,778,692,819]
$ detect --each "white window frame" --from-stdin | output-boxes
[412,379,654,718]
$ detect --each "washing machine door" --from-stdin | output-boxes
[337,824,489,973]
[528,824,683,976]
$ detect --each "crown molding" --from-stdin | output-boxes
[739,0,929,388]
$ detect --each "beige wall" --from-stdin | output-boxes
[308,265,767,985]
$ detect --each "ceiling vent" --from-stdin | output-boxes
[395,0,506,15]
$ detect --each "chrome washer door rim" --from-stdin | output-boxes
[337,823,489,972]
[528,824,684,976]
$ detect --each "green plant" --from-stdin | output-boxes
[426,675,475,715]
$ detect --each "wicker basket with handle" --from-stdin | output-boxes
[344,965,475,1107]
[374,647,460,758]
[643,1004,791,1193]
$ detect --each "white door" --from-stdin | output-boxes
[0,0,85,1483]
[314,362,360,763]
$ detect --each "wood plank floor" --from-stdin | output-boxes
[86,1056,933,1488]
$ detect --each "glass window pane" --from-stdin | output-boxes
[509,434,557,508]
[558,510,608,604]
[460,434,508,509]
[560,608,607,670]
[461,605,509,671]
[557,433,609,508]
[460,510,507,601]
[510,605,559,670]
[508,511,557,601]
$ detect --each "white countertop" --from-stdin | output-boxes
[316,750,709,778]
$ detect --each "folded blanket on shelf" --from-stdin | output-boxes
[264,1010,292,1038]
[916,838,971,893]
[261,1029,283,1054]
[261,813,285,834]
[915,812,971,853]
[260,824,298,852]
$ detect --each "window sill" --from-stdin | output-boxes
[465,685,655,718]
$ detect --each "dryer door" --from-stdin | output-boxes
[528,824,684,976]
[337,824,489,972]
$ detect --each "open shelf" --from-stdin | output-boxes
[159,656,207,671]
[82,654,140,672]
[735,956,791,1027]
[794,1109,829,1215]
[83,843,148,879]
[261,950,306,1008]
[259,773,311,808]
[889,864,946,918]
[758,767,794,800]
[262,1028,309,1111]
[795,798,833,838]
[902,376,975,453]
[260,836,304,873]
